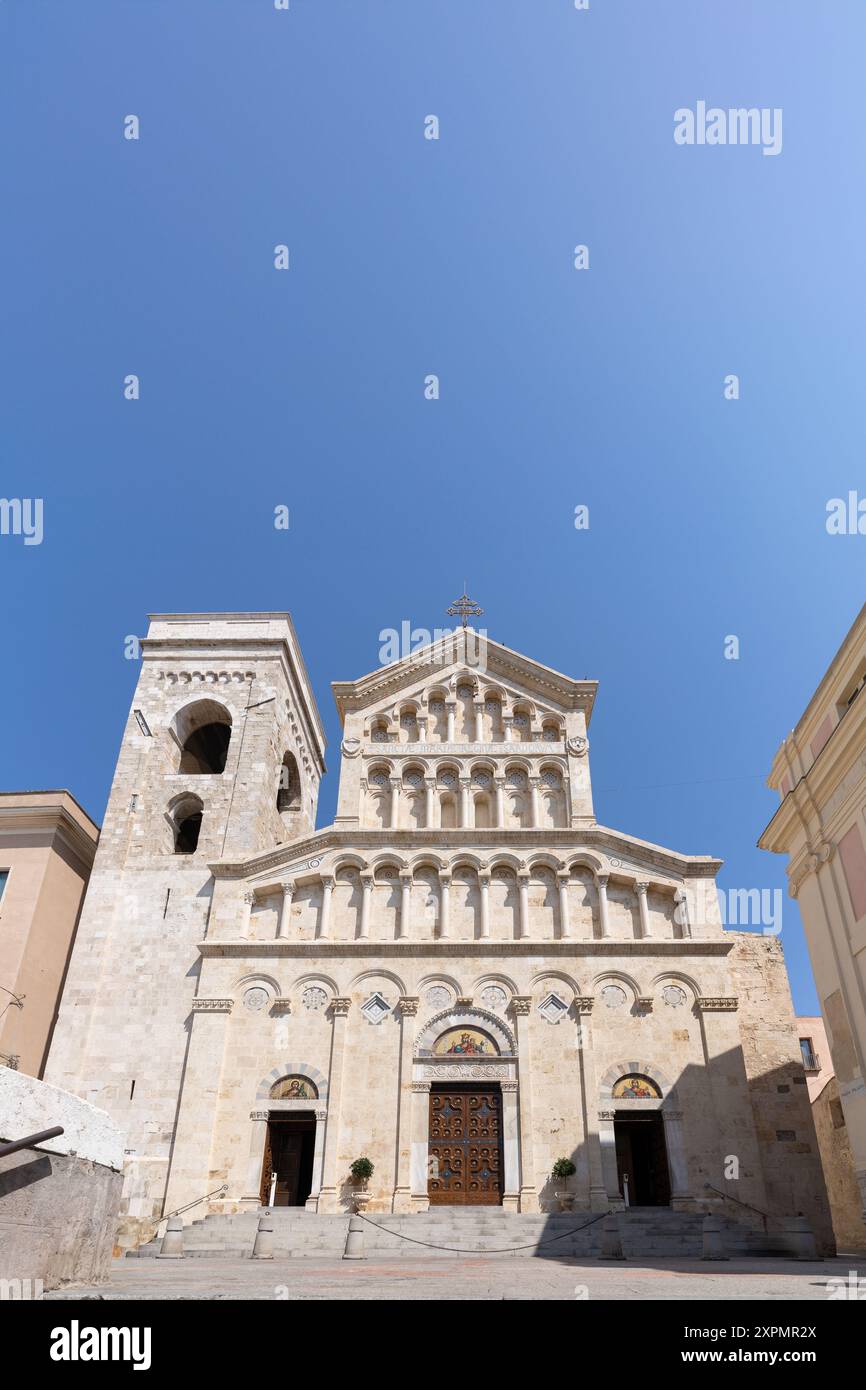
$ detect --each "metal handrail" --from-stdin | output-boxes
[704,1182,771,1231]
[160,1183,229,1225]
[0,1126,64,1158]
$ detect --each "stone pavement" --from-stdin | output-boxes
[45,1255,866,1301]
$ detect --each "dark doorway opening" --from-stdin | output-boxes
[614,1114,671,1207]
[260,1114,315,1207]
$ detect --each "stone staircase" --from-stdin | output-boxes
[128,1205,787,1261]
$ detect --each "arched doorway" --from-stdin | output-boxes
[610,1073,671,1207]
[259,1074,318,1207]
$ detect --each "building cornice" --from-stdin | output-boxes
[0,800,99,872]
[197,938,733,959]
[331,630,598,724]
[208,822,722,884]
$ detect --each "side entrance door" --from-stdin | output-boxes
[428,1085,503,1206]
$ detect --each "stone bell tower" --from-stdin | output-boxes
[44,613,326,1228]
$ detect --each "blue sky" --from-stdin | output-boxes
[3,1,865,1013]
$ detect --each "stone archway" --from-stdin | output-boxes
[245,1062,329,1211]
[598,1061,691,1210]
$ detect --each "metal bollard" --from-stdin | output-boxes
[343,1213,366,1260]
[251,1212,275,1260]
[784,1215,817,1261]
[157,1216,184,1259]
[701,1214,729,1260]
[598,1213,625,1260]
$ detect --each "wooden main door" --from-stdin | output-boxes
[428,1085,503,1205]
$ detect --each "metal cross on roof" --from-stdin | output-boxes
[446,588,484,629]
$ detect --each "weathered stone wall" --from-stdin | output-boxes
[0,1069,123,1288]
[730,935,835,1254]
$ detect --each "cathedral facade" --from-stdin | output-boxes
[45,612,831,1246]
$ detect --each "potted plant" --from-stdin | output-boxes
[552,1157,576,1212]
[349,1156,374,1211]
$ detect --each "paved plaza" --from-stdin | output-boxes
[45,1255,866,1302]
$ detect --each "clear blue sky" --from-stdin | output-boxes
[3,2,865,1014]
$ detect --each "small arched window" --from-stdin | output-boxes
[277,752,301,812]
[169,794,204,854]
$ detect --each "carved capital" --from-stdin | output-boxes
[397,996,420,1017]
[271,997,292,1013]
[598,1109,616,1123]
[696,996,738,1012]
[634,881,649,897]
[511,995,532,1016]
[501,1080,519,1093]
[331,996,352,1016]
[281,881,295,899]
[596,873,609,889]
[315,1108,328,1122]
[574,996,594,1014]
[192,998,233,1014]
[249,1109,269,1122]
[636,996,654,1011]
[411,1081,432,1094]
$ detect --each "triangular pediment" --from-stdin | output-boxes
[332,628,597,724]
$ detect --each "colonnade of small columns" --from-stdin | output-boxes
[366,769,561,831]
[241,868,690,943]
[368,692,565,746]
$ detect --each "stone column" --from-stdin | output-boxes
[696,998,766,1211]
[417,715,428,743]
[398,871,412,940]
[317,876,334,940]
[596,873,610,939]
[635,881,650,938]
[164,999,232,1215]
[501,1080,520,1211]
[392,997,420,1211]
[517,870,530,939]
[674,889,691,939]
[276,882,294,939]
[317,997,351,1211]
[478,871,491,939]
[358,872,373,939]
[511,998,538,1210]
[410,1080,432,1210]
[557,871,571,939]
[390,777,401,831]
[446,701,456,742]
[459,777,471,828]
[424,777,436,829]
[306,1107,328,1210]
[503,715,514,743]
[241,891,255,939]
[597,1109,624,1207]
[437,871,451,939]
[661,1109,691,1208]
[494,777,505,828]
[244,1109,270,1205]
[575,1000,608,1210]
[529,777,541,828]
[473,701,484,742]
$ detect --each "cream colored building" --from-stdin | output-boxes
[46,613,831,1248]
[0,791,99,1078]
[761,602,866,1237]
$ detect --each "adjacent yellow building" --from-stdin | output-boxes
[0,791,99,1078]
[761,602,866,1239]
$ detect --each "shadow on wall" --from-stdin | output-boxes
[533,1049,836,1260]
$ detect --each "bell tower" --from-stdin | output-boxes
[44,612,325,1229]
